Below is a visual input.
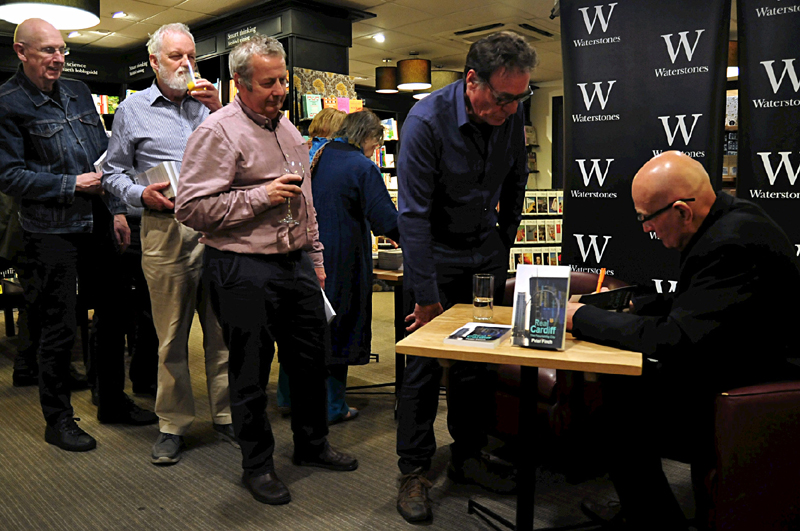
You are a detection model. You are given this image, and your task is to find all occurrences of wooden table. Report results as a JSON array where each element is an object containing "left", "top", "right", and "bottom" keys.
[{"left": 395, "top": 304, "right": 641, "bottom": 531}]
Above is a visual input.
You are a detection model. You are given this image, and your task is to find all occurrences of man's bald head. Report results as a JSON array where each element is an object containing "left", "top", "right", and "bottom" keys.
[
  {"left": 13, "top": 18, "right": 66, "bottom": 92},
  {"left": 632, "top": 151, "right": 717, "bottom": 251},
  {"left": 14, "top": 18, "right": 60, "bottom": 46}
]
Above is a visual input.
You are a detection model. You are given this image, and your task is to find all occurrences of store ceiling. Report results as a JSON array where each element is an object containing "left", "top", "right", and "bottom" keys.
[{"left": 0, "top": 0, "right": 738, "bottom": 86}]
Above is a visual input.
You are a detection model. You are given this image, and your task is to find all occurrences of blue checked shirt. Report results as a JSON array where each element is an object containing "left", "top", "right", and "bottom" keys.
[{"left": 102, "top": 83, "right": 209, "bottom": 208}]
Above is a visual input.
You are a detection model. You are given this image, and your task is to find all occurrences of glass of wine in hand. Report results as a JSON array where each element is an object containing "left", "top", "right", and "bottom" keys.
[{"left": 279, "top": 160, "right": 304, "bottom": 225}]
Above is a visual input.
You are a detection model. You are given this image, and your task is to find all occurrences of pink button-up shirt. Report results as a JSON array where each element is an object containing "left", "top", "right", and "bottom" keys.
[{"left": 176, "top": 96, "right": 323, "bottom": 267}]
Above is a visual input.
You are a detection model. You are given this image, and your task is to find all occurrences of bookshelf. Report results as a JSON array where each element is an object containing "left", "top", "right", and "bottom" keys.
[{"left": 510, "top": 190, "right": 563, "bottom": 272}]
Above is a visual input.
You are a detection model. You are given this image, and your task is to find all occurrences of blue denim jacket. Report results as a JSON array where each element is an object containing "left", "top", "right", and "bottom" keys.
[{"left": 0, "top": 67, "right": 123, "bottom": 234}]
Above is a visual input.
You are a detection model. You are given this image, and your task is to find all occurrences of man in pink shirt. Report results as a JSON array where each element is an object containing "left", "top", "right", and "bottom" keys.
[{"left": 175, "top": 35, "right": 357, "bottom": 506}]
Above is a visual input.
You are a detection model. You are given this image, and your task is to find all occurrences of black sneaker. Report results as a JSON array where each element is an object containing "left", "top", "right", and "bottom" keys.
[
  {"left": 97, "top": 393, "right": 158, "bottom": 425},
  {"left": 397, "top": 468, "right": 433, "bottom": 523},
  {"left": 12, "top": 368, "right": 38, "bottom": 387},
  {"left": 44, "top": 417, "right": 97, "bottom": 452},
  {"left": 448, "top": 453, "right": 517, "bottom": 494}
]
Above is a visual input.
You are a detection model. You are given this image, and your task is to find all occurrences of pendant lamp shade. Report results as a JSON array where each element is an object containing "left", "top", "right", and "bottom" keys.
[
  {"left": 397, "top": 58, "right": 431, "bottom": 91},
  {"left": 413, "top": 70, "right": 462, "bottom": 100},
  {"left": 0, "top": 0, "right": 100, "bottom": 29},
  {"left": 375, "top": 66, "right": 398, "bottom": 94}
]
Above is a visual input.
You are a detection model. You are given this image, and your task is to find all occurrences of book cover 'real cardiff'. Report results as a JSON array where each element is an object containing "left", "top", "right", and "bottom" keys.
[{"left": 511, "top": 265, "right": 570, "bottom": 351}]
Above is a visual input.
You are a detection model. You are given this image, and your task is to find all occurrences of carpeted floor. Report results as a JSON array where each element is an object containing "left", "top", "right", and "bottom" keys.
[{"left": 0, "top": 292, "right": 696, "bottom": 530}]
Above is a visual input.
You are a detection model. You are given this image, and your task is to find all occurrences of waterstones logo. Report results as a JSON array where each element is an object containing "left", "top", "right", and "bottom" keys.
[
  {"left": 753, "top": 59, "right": 800, "bottom": 108},
  {"left": 655, "top": 30, "right": 709, "bottom": 78},
  {"left": 653, "top": 279, "right": 678, "bottom": 294},
  {"left": 796, "top": 244, "right": 800, "bottom": 257},
  {"left": 573, "top": 234, "right": 612, "bottom": 263},
  {"left": 756, "top": 152, "right": 800, "bottom": 185},
  {"left": 574, "top": 3, "right": 620, "bottom": 47},
  {"left": 654, "top": 115, "right": 705, "bottom": 159},
  {"left": 756, "top": 4, "right": 800, "bottom": 17},
  {"left": 571, "top": 159, "right": 618, "bottom": 198},
  {"left": 573, "top": 81, "right": 619, "bottom": 122},
  {"left": 649, "top": 231, "right": 660, "bottom": 239}
]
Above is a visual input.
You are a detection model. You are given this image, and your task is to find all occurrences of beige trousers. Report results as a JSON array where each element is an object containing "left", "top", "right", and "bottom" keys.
[{"left": 141, "top": 210, "right": 231, "bottom": 435}]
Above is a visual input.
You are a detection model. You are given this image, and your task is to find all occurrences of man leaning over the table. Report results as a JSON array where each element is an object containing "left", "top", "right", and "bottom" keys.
[
  {"left": 175, "top": 34, "right": 357, "bottom": 506},
  {"left": 395, "top": 31, "right": 537, "bottom": 524},
  {"left": 566, "top": 151, "right": 800, "bottom": 530}
]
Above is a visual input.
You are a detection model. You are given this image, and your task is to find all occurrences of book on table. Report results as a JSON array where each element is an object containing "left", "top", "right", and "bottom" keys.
[
  {"left": 135, "top": 161, "right": 181, "bottom": 199},
  {"left": 511, "top": 265, "right": 570, "bottom": 351},
  {"left": 443, "top": 322, "right": 513, "bottom": 349}
]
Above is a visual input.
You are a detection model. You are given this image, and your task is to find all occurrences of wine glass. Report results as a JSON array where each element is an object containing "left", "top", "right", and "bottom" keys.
[{"left": 279, "top": 160, "right": 304, "bottom": 225}]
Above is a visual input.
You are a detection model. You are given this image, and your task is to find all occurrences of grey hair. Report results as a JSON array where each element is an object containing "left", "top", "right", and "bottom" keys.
[
  {"left": 228, "top": 35, "right": 286, "bottom": 91},
  {"left": 147, "top": 23, "right": 194, "bottom": 57},
  {"left": 463, "top": 31, "right": 538, "bottom": 81},
  {"left": 332, "top": 109, "right": 384, "bottom": 150}
]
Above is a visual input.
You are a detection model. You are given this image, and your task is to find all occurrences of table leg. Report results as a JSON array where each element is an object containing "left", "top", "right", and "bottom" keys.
[{"left": 516, "top": 365, "right": 538, "bottom": 530}]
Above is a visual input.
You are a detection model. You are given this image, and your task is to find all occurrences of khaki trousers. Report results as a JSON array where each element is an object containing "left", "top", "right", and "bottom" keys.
[{"left": 141, "top": 210, "right": 231, "bottom": 434}]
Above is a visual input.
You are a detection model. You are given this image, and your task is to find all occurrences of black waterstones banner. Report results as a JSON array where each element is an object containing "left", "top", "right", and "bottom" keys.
[
  {"left": 560, "top": 0, "right": 731, "bottom": 288},
  {"left": 737, "top": 0, "right": 800, "bottom": 257}
]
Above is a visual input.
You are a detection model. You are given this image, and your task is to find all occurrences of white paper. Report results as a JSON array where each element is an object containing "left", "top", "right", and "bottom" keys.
[
  {"left": 93, "top": 150, "right": 107, "bottom": 174},
  {"left": 321, "top": 289, "right": 336, "bottom": 323}
]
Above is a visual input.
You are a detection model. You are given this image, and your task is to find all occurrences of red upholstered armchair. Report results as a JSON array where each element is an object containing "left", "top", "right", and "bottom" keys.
[
  {"left": 702, "top": 381, "right": 800, "bottom": 531},
  {"left": 492, "top": 272, "right": 629, "bottom": 451}
]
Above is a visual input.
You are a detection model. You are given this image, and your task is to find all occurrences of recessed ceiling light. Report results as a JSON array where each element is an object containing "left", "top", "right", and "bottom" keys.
[
  {"left": 112, "top": 11, "right": 126, "bottom": 18},
  {"left": 373, "top": 33, "right": 385, "bottom": 43},
  {"left": 68, "top": 31, "right": 81, "bottom": 38}
]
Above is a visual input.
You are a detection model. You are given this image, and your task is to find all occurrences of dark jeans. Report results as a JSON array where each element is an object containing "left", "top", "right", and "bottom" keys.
[
  {"left": 204, "top": 247, "right": 329, "bottom": 474},
  {"left": 397, "top": 232, "right": 508, "bottom": 474},
  {"left": 122, "top": 216, "right": 158, "bottom": 389},
  {"left": 21, "top": 209, "right": 126, "bottom": 425}
]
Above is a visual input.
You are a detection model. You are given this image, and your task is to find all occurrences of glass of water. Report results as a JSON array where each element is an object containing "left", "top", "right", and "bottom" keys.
[{"left": 473, "top": 273, "right": 494, "bottom": 321}]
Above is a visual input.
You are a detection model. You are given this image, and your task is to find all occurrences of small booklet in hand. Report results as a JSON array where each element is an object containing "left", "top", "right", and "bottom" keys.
[
  {"left": 135, "top": 161, "right": 181, "bottom": 199},
  {"left": 444, "top": 323, "right": 513, "bottom": 349}
]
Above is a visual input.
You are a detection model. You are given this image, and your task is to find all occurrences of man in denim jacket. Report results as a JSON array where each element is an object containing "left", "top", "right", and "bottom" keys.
[{"left": 0, "top": 18, "right": 156, "bottom": 452}]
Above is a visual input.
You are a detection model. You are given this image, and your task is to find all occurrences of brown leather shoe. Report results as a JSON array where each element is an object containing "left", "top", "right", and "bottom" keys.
[
  {"left": 292, "top": 444, "right": 358, "bottom": 471},
  {"left": 242, "top": 470, "right": 291, "bottom": 505},
  {"left": 397, "top": 468, "right": 433, "bottom": 523}
]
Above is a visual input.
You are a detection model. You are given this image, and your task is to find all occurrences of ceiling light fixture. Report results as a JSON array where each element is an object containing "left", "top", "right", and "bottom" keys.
[
  {"left": 397, "top": 57, "right": 431, "bottom": 91},
  {"left": 373, "top": 33, "right": 385, "bottom": 43},
  {"left": 0, "top": 0, "right": 100, "bottom": 30},
  {"left": 67, "top": 30, "right": 80, "bottom": 37},
  {"left": 111, "top": 11, "right": 125, "bottom": 18},
  {"left": 375, "top": 66, "right": 398, "bottom": 94},
  {"left": 412, "top": 70, "right": 462, "bottom": 100}
]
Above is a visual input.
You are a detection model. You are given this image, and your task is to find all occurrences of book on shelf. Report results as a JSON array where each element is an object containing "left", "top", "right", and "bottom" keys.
[
  {"left": 381, "top": 118, "right": 398, "bottom": 141},
  {"left": 444, "top": 322, "right": 513, "bottom": 349},
  {"left": 511, "top": 265, "right": 570, "bottom": 350},
  {"left": 135, "top": 161, "right": 181, "bottom": 199},
  {"left": 524, "top": 125, "right": 538, "bottom": 146},
  {"left": 349, "top": 99, "right": 363, "bottom": 113},
  {"left": 323, "top": 96, "right": 338, "bottom": 109},
  {"left": 302, "top": 94, "right": 322, "bottom": 119},
  {"left": 337, "top": 97, "right": 350, "bottom": 113}
]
